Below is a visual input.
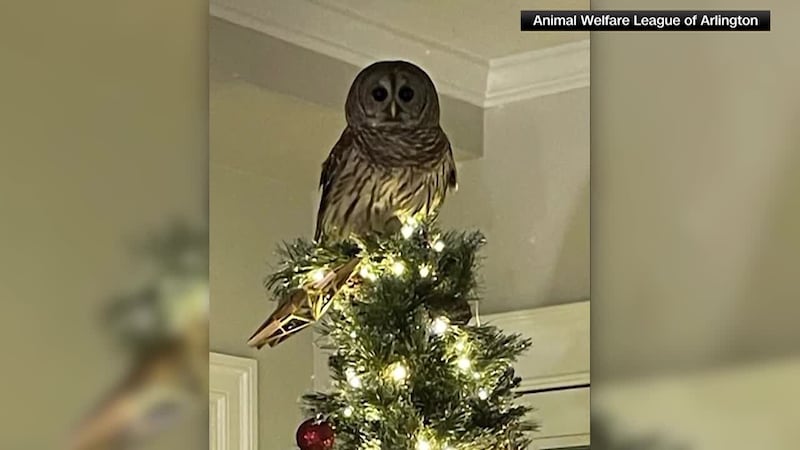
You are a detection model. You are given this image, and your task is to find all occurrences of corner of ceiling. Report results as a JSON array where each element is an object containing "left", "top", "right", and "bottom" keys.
[{"left": 210, "top": 0, "right": 589, "bottom": 161}]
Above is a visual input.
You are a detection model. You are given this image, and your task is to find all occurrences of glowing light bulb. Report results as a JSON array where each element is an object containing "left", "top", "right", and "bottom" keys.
[
  {"left": 419, "top": 264, "right": 431, "bottom": 278},
  {"left": 390, "top": 363, "right": 408, "bottom": 382},
  {"left": 391, "top": 261, "right": 406, "bottom": 276},
  {"left": 359, "top": 265, "right": 377, "bottom": 281},
  {"left": 432, "top": 240, "right": 445, "bottom": 252},
  {"left": 363, "top": 439, "right": 382, "bottom": 450},
  {"left": 472, "top": 371, "right": 481, "bottom": 380},
  {"left": 311, "top": 268, "right": 327, "bottom": 282},
  {"left": 457, "top": 356, "right": 471, "bottom": 371},
  {"left": 349, "top": 330, "right": 357, "bottom": 338},
  {"left": 454, "top": 340, "right": 466, "bottom": 352},
  {"left": 346, "top": 368, "right": 362, "bottom": 389},
  {"left": 416, "top": 438, "right": 431, "bottom": 450},
  {"left": 478, "top": 388, "right": 489, "bottom": 400},
  {"left": 431, "top": 317, "right": 449, "bottom": 335},
  {"left": 343, "top": 406, "right": 353, "bottom": 417},
  {"left": 365, "top": 408, "right": 381, "bottom": 421},
  {"left": 401, "top": 224, "right": 415, "bottom": 239}
]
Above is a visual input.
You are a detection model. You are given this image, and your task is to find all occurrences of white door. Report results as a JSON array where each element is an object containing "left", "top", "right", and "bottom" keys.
[{"left": 210, "top": 353, "right": 259, "bottom": 450}]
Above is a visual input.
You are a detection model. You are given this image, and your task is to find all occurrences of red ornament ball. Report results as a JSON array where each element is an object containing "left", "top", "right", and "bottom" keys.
[{"left": 296, "top": 418, "right": 335, "bottom": 450}]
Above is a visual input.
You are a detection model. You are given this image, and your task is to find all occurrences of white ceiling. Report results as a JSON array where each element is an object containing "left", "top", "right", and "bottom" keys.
[
  {"left": 210, "top": 0, "right": 590, "bottom": 108},
  {"left": 283, "top": 0, "right": 589, "bottom": 60}
]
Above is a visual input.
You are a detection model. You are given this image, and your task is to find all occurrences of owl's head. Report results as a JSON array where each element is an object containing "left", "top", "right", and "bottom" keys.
[{"left": 345, "top": 60, "right": 440, "bottom": 129}]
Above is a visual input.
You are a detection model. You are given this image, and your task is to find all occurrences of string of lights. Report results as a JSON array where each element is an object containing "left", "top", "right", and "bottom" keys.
[{"left": 267, "top": 217, "right": 535, "bottom": 449}]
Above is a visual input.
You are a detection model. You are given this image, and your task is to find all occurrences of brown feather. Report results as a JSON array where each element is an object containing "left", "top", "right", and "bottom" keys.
[{"left": 314, "top": 125, "right": 456, "bottom": 242}]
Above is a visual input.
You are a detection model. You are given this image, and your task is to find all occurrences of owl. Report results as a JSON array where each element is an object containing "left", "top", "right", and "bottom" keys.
[
  {"left": 248, "top": 61, "right": 458, "bottom": 349},
  {"left": 315, "top": 60, "right": 457, "bottom": 242}
]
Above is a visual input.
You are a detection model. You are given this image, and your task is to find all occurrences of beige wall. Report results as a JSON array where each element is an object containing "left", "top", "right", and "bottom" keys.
[
  {"left": 210, "top": 81, "right": 331, "bottom": 450},
  {"left": 591, "top": 0, "right": 800, "bottom": 379},
  {"left": 0, "top": 1, "right": 207, "bottom": 447},
  {"left": 590, "top": 0, "right": 800, "bottom": 447},
  {"left": 441, "top": 88, "right": 590, "bottom": 313},
  {"left": 210, "top": 164, "right": 315, "bottom": 450}
]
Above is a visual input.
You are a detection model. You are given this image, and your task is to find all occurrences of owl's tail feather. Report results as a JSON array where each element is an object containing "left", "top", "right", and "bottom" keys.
[{"left": 247, "top": 257, "right": 359, "bottom": 349}]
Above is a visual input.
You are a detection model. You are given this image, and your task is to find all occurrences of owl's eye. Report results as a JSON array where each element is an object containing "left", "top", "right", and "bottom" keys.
[
  {"left": 398, "top": 86, "right": 415, "bottom": 102},
  {"left": 371, "top": 87, "right": 388, "bottom": 102}
]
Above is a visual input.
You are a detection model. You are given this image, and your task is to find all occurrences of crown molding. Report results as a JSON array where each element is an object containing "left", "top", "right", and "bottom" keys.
[
  {"left": 485, "top": 40, "right": 590, "bottom": 108},
  {"left": 483, "top": 301, "right": 590, "bottom": 387},
  {"left": 209, "top": 0, "right": 488, "bottom": 106},
  {"left": 210, "top": 0, "right": 589, "bottom": 108}
]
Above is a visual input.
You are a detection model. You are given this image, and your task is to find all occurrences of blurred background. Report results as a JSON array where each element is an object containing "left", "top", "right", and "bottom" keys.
[
  {"left": 592, "top": 1, "right": 800, "bottom": 449},
  {"left": 0, "top": 1, "right": 208, "bottom": 448},
  {"left": 1, "top": 0, "right": 798, "bottom": 449}
]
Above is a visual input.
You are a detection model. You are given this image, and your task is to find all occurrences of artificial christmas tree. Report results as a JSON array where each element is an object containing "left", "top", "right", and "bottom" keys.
[
  {"left": 248, "top": 60, "right": 535, "bottom": 449},
  {"left": 257, "top": 217, "right": 536, "bottom": 450}
]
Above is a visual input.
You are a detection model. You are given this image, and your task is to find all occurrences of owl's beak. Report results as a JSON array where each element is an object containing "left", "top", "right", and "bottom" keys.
[{"left": 390, "top": 100, "right": 397, "bottom": 119}]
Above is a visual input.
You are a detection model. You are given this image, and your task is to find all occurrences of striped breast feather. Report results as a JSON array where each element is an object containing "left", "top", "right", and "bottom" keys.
[
  {"left": 353, "top": 126, "right": 453, "bottom": 169},
  {"left": 315, "top": 126, "right": 457, "bottom": 241}
]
